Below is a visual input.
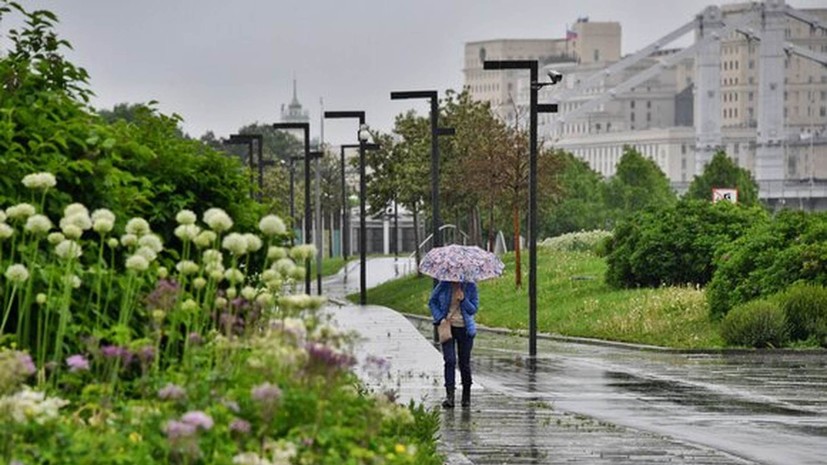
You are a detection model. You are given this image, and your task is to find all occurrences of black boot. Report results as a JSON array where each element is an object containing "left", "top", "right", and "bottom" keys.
[
  {"left": 461, "top": 385, "right": 471, "bottom": 407},
  {"left": 441, "top": 388, "right": 455, "bottom": 409}
]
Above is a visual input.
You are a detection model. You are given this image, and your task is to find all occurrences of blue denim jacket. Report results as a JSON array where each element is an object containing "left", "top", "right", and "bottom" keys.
[{"left": 428, "top": 281, "right": 479, "bottom": 337}]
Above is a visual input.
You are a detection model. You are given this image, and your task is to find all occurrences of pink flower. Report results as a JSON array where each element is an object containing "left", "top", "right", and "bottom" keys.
[
  {"left": 181, "top": 411, "right": 213, "bottom": 430},
  {"left": 158, "top": 383, "right": 186, "bottom": 401},
  {"left": 251, "top": 382, "right": 282, "bottom": 404},
  {"left": 164, "top": 420, "right": 197, "bottom": 439},
  {"left": 66, "top": 354, "right": 89, "bottom": 372},
  {"left": 229, "top": 418, "right": 251, "bottom": 434},
  {"left": 17, "top": 352, "right": 36, "bottom": 376}
]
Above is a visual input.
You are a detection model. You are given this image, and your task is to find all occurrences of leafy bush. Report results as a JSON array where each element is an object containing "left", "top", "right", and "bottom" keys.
[
  {"left": 779, "top": 284, "right": 827, "bottom": 346},
  {"left": 605, "top": 199, "right": 764, "bottom": 288},
  {"left": 540, "top": 230, "right": 612, "bottom": 253},
  {"left": 707, "top": 210, "right": 827, "bottom": 318},
  {"left": 720, "top": 299, "right": 789, "bottom": 348}
]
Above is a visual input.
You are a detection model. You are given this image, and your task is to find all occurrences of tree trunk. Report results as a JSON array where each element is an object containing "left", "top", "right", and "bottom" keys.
[
  {"left": 513, "top": 204, "right": 522, "bottom": 289},
  {"left": 413, "top": 203, "right": 421, "bottom": 276},
  {"left": 488, "top": 201, "right": 496, "bottom": 252}
]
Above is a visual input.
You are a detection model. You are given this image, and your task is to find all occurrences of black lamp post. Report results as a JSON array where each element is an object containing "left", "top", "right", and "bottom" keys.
[
  {"left": 390, "top": 91, "right": 455, "bottom": 252},
  {"left": 225, "top": 134, "right": 263, "bottom": 200},
  {"left": 483, "top": 60, "right": 559, "bottom": 362},
  {"left": 323, "top": 111, "right": 377, "bottom": 306},
  {"left": 307, "top": 150, "right": 324, "bottom": 295},
  {"left": 272, "top": 122, "right": 312, "bottom": 295}
]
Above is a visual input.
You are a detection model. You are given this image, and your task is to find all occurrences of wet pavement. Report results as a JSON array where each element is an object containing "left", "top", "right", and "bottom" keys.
[{"left": 322, "top": 257, "right": 827, "bottom": 465}]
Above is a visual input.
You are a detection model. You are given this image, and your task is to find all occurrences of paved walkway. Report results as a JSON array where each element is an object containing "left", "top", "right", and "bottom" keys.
[{"left": 321, "top": 257, "right": 827, "bottom": 465}]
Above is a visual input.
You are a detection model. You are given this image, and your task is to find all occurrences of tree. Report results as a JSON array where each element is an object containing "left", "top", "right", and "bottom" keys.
[
  {"left": 603, "top": 146, "right": 676, "bottom": 224},
  {"left": 685, "top": 150, "right": 759, "bottom": 206},
  {"left": 540, "top": 151, "right": 609, "bottom": 238}
]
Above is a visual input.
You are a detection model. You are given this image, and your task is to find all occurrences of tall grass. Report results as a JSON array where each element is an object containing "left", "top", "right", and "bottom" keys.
[{"left": 364, "top": 249, "right": 724, "bottom": 349}]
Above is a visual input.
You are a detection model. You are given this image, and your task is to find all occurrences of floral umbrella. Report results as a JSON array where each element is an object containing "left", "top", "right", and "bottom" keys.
[{"left": 418, "top": 244, "right": 505, "bottom": 283}]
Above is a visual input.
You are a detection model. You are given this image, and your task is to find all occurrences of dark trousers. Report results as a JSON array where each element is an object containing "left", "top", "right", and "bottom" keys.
[{"left": 441, "top": 325, "right": 474, "bottom": 389}]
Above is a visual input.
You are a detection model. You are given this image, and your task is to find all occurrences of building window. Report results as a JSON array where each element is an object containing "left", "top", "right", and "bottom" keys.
[
  {"left": 594, "top": 49, "right": 600, "bottom": 62},
  {"left": 630, "top": 100, "right": 635, "bottom": 109}
]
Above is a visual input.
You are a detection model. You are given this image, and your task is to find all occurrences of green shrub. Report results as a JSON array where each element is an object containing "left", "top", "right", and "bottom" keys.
[
  {"left": 708, "top": 210, "right": 827, "bottom": 318},
  {"left": 779, "top": 284, "right": 827, "bottom": 346},
  {"left": 720, "top": 299, "right": 789, "bottom": 348},
  {"left": 605, "top": 199, "right": 764, "bottom": 289}
]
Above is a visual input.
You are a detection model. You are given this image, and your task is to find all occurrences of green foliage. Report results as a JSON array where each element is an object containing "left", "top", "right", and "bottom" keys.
[
  {"left": 720, "top": 299, "right": 789, "bottom": 348},
  {"left": 603, "top": 146, "right": 676, "bottom": 224},
  {"left": 685, "top": 151, "right": 759, "bottom": 206},
  {"left": 605, "top": 199, "right": 764, "bottom": 288},
  {"left": 778, "top": 284, "right": 827, "bottom": 346},
  {"left": 541, "top": 152, "right": 610, "bottom": 237},
  {"left": 707, "top": 210, "right": 827, "bottom": 318}
]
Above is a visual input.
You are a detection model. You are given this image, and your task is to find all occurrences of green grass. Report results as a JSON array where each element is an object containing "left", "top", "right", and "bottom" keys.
[
  {"left": 362, "top": 249, "right": 725, "bottom": 349},
  {"left": 308, "top": 256, "right": 347, "bottom": 277}
]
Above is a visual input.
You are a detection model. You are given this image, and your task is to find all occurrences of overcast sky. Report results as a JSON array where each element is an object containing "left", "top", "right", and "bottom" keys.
[{"left": 17, "top": 1, "right": 826, "bottom": 143}]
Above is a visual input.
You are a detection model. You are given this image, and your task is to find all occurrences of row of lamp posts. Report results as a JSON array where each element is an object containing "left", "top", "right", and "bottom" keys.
[{"left": 224, "top": 61, "right": 559, "bottom": 362}]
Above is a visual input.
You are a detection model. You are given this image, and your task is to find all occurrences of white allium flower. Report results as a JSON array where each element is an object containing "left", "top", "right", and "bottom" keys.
[
  {"left": 24, "top": 214, "right": 52, "bottom": 235},
  {"left": 135, "top": 246, "right": 158, "bottom": 262},
  {"left": 289, "top": 266, "right": 306, "bottom": 281},
  {"left": 92, "top": 218, "right": 114, "bottom": 234},
  {"left": 241, "top": 286, "right": 256, "bottom": 300},
  {"left": 0, "top": 386, "right": 68, "bottom": 424},
  {"left": 0, "top": 211, "right": 6, "bottom": 222},
  {"left": 261, "top": 269, "right": 278, "bottom": 282},
  {"left": 157, "top": 267, "right": 169, "bottom": 279},
  {"left": 60, "top": 212, "right": 91, "bottom": 232},
  {"left": 231, "top": 452, "right": 268, "bottom": 465},
  {"left": 138, "top": 234, "right": 164, "bottom": 253},
  {"left": 176, "top": 209, "right": 197, "bottom": 225},
  {"left": 181, "top": 299, "right": 198, "bottom": 312},
  {"left": 222, "top": 233, "right": 248, "bottom": 256},
  {"left": 209, "top": 269, "right": 225, "bottom": 281},
  {"left": 120, "top": 233, "right": 138, "bottom": 248},
  {"left": 61, "top": 224, "right": 83, "bottom": 240},
  {"left": 174, "top": 224, "right": 200, "bottom": 242},
  {"left": 290, "top": 244, "right": 317, "bottom": 261},
  {"left": 244, "top": 233, "right": 263, "bottom": 253},
  {"left": 204, "top": 208, "right": 233, "bottom": 232},
  {"left": 176, "top": 260, "right": 199, "bottom": 275},
  {"left": 91, "top": 208, "right": 115, "bottom": 223},
  {"left": 125, "top": 254, "right": 150, "bottom": 272},
  {"left": 36, "top": 293, "right": 47, "bottom": 305},
  {"left": 55, "top": 240, "right": 82, "bottom": 260},
  {"left": 267, "top": 246, "right": 287, "bottom": 260},
  {"left": 125, "top": 217, "right": 150, "bottom": 236},
  {"left": 63, "top": 203, "right": 89, "bottom": 219},
  {"left": 215, "top": 297, "right": 228, "bottom": 308},
  {"left": 107, "top": 237, "right": 119, "bottom": 248},
  {"left": 255, "top": 292, "right": 274, "bottom": 307},
  {"left": 273, "top": 258, "right": 296, "bottom": 277},
  {"left": 258, "top": 215, "right": 286, "bottom": 236},
  {"left": 193, "top": 277, "right": 207, "bottom": 290},
  {"left": 202, "top": 249, "right": 223, "bottom": 264},
  {"left": 226, "top": 287, "right": 238, "bottom": 299},
  {"left": 194, "top": 230, "right": 217, "bottom": 248},
  {"left": 224, "top": 268, "right": 244, "bottom": 284},
  {"left": 65, "top": 274, "right": 82, "bottom": 289},
  {"left": 6, "top": 203, "right": 36, "bottom": 220},
  {"left": 0, "top": 223, "right": 15, "bottom": 240},
  {"left": 22, "top": 172, "right": 57, "bottom": 190},
  {"left": 47, "top": 232, "right": 64, "bottom": 245},
  {"left": 4, "top": 263, "right": 30, "bottom": 283}
]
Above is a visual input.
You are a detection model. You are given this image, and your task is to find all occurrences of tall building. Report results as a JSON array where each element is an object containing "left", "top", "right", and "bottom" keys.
[
  {"left": 466, "top": 3, "right": 827, "bottom": 208},
  {"left": 280, "top": 79, "right": 309, "bottom": 123}
]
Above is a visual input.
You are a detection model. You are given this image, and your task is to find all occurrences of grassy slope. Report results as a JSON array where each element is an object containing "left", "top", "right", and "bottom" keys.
[{"left": 363, "top": 249, "right": 725, "bottom": 349}]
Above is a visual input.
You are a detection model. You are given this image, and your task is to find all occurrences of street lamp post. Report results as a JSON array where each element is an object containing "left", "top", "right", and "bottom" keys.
[
  {"left": 308, "top": 150, "right": 324, "bottom": 295},
  {"left": 324, "top": 111, "right": 377, "bottom": 305},
  {"left": 272, "top": 122, "right": 312, "bottom": 295},
  {"left": 225, "top": 134, "right": 264, "bottom": 200},
  {"left": 339, "top": 144, "right": 361, "bottom": 271},
  {"left": 483, "top": 60, "right": 559, "bottom": 362},
  {"left": 390, "top": 91, "right": 455, "bottom": 252}
]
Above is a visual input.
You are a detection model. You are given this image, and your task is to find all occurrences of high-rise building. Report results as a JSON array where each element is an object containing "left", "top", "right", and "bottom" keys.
[{"left": 280, "top": 78, "right": 309, "bottom": 123}]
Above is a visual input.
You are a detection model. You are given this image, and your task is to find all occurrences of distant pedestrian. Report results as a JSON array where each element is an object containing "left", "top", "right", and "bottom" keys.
[{"left": 428, "top": 280, "right": 479, "bottom": 408}]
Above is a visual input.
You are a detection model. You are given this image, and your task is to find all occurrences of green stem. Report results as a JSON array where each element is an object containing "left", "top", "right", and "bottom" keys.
[{"left": 0, "top": 285, "right": 18, "bottom": 335}]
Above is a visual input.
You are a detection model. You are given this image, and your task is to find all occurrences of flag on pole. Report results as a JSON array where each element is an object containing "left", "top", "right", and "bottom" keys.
[{"left": 566, "top": 28, "right": 578, "bottom": 41}]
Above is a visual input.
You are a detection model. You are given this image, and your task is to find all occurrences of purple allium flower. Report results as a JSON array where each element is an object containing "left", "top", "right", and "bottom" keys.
[
  {"left": 229, "top": 418, "right": 251, "bottom": 434},
  {"left": 17, "top": 352, "right": 36, "bottom": 376},
  {"left": 164, "top": 420, "right": 197, "bottom": 440},
  {"left": 158, "top": 383, "right": 187, "bottom": 401},
  {"left": 66, "top": 354, "right": 89, "bottom": 372},
  {"left": 181, "top": 411, "right": 213, "bottom": 430},
  {"left": 251, "top": 382, "right": 282, "bottom": 404},
  {"left": 221, "top": 399, "right": 240, "bottom": 413},
  {"left": 145, "top": 279, "right": 181, "bottom": 311},
  {"left": 305, "top": 342, "right": 356, "bottom": 370},
  {"left": 101, "top": 345, "right": 125, "bottom": 359},
  {"left": 137, "top": 346, "right": 155, "bottom": 363},
  {"left": 187, "top": 332, "right": 203, "bottom": 346}
]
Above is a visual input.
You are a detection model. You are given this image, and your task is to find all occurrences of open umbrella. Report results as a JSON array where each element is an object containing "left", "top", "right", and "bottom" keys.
[{"left": 418, "top": 244, "right": 505, "bottom": 283}]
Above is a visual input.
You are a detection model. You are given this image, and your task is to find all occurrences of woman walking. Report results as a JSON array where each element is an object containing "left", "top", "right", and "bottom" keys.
[{"left": 428, "top": 280, "right": 479, "bottom": 409}]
